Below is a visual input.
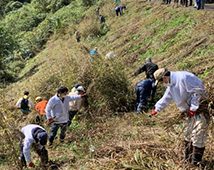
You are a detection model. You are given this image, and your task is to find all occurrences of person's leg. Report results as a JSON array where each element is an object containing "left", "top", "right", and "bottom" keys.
[
  {"left": 201, "top": 0, "right": 205, "bottom": 8},
  {"left": 182, "top": 116, "right": 194, "bottom": 162},
  {"left": 135, "top": 86, "right": 140, "bottom": 114},
  {"left": 67, "top": 111, "right": 78, "bottom": 126},
  {"left": 59, "top": 123, "right": 67, "bottom": 141},
  {"left": 49, "top": 123, "right": 59, "bottom": 144},
  {"left": 137, "top": 87, "right": 147, "bottom": 114},
  {"left": 191, "top": 114, "right": 208, "bottom": 165}
]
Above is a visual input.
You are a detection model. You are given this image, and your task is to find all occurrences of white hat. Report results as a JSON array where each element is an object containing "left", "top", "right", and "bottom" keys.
[{"left": 76, "top": 86, "right": 85, "bottom": 92}]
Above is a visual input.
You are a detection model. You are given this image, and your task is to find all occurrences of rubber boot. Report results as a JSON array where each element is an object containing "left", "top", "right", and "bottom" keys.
[
  {"left": 191, "top": 146, "right": 205, "bottom": 165},
  {"left": 180, "top": 140, "right": 193, "bottom": 163}
]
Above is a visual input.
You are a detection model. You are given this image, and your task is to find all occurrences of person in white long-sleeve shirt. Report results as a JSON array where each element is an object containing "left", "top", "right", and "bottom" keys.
[
  {"left": 45, "top": 86, "right": 86, "bottom": 145},
  {"left": 19, "top": 124, "right": 48, "bottom": 168},
  {"left": 149, "top": 68, "right": 208, "bottom": 166}
]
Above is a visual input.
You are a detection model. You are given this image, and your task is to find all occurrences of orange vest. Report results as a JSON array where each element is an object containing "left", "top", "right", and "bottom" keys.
[{"left": 35, "top": 100, "right": 48, "bottom": 115}]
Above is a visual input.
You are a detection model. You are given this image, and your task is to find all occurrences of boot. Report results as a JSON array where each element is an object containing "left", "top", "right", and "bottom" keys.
[
  {"left": 180, "top": 140, "right": 193, "bottom": 163},
  {"left": 197, "top": 2, "right": 201, "bottom": 10},
  {"left": 191, "top": 146, "right": 205, "bottom": 165}
]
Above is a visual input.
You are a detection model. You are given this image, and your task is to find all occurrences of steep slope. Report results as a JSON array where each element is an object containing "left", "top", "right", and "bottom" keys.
[{"left": 1, "top": 0, "right": 214, "bottom": 169}]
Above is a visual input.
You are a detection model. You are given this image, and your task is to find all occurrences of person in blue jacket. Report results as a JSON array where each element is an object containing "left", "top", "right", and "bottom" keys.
[
  {"left": 90, "top": 47, "right": 99, "bottom": 60},
  {"left": 115, "top": 5, "right": 126, "bottom": 17},
  {"left": 135, "top": 79, "right": 156, "bottom": 114}
]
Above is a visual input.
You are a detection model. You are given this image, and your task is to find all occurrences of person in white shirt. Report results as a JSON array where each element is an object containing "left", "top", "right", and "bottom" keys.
[
  {"left": 16, "top": 91, "right": 33, "bottom": 115},
  {"left": 45, "top": 86, "right": 86, "bottom": 145},
  {"left": 19, "top": 124, "right": 48, "bottom": 168},
  {"left": 149, "top": 68, "right": 208, "bottom": 166},
  {"left": 67, "top": 86, "right": 85, "bottom": 126}
]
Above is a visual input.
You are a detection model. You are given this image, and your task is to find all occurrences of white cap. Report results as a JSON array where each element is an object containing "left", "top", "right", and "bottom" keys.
[{"left": 76, "top": 86, "right": 85, "bottom": 92}]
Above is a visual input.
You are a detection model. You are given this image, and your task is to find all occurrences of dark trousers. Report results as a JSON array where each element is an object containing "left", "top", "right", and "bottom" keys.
[
  {"left": 135, "top": 86, "right": 148, "bottom": 114},
  {"left": 115, "top": 9, "right": 122, "bottom": 16},
  {"left": 49, "top": 123, "right": 67, "bottom": 143},
  {"left": 67, "top": 110, "right": 78, "bottom": 126}
]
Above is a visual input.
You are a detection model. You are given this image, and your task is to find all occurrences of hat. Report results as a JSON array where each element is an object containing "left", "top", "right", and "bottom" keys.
[
  {"left": 38, "top": 132, "right": 48, "bottom": 145},
  {"left": 146, "top": 57, "right": 151, "bottom": 62},
  {"left": 35, "top": 96, "right": 42, "bottom": 101},
  {"left": 76, "top": 86, "right": 85, "bottom": 93},
  {"left": 74, "top": 83, "right": 80, "bottom": 89},
  {"left": 154, "top": 68, "right": 168, "bottom": 86},
  {"left": 23, "top": 91, "right": 29, "bottom": 95}
]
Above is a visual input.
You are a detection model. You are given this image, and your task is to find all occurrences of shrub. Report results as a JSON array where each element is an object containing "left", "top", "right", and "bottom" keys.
[
  {"left": 4, "top": 1, "right": 23, "bottom": 14},
  {"left": 77, "top": 57, "right": 135, "bottom": 118},
  {"left": 9, "top": 61, "right": 25, "bottom": 73}
]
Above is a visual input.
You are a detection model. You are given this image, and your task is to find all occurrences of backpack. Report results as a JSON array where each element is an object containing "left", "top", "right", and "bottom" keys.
[{"left": 21, "top": 97, "right": 29, "bottom": 110}]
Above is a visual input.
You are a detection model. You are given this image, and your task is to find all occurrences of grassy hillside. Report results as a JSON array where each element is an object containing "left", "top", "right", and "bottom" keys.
[{"left": 1, "top": 0, "right": 214, "bottom": 169}]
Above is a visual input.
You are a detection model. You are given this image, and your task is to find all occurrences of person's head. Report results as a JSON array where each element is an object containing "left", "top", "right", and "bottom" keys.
[
  {"left": 154, "top": 68, "right": 170, "bottom": 86},
  {"left": 76, "top": 86, "right": 85, "bottom": 95},
  {"left": 57, "top": 86, "right": 68, "bottom": 98},
  {"left": 123, "top": 6, "right": 126, "bottom": 9},
  {"left": 35, "top": 96, "right": 42, "bottom": 103},
  {"left": 94, "top": 47, "right": 98, "bottom": 51},
  {"left": 37, "top": 132, "right": 47, "bottom": 146},
  {"left": 145, "top": 57, "right": 151, "bottom": 63},
  {"left": 74, "top": 83, "right": 80, "bottom": 89},
  {"left": 23, "top": 91, "right": 29, "bottom": 96},
  {"left": 97, "top": 7, "right": 100, "bottom": 9}
]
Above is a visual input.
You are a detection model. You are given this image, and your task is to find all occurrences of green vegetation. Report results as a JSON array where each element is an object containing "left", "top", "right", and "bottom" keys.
[{"left": 1, "top": 0, "right": 214, "bottom": 169}]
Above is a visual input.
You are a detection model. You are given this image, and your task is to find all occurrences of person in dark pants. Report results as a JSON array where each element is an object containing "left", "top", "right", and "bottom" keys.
[
  {"left": 100, "top": 15, "right": 105, "bottom": 23},
  {"left": 133, "top": 57, "right": 158, "bottom": 80},
  {"left": 45, "top": 86, "right": 86, "bottom": 146},
  {"left": 67, "top": 86, "right": 85, "bottom": 126},
  {"left": 115, "top": 5, "right": 126, "bottom": 17},
  {"left": 135, "top": 79, "right": 156, "bottom": 114}
]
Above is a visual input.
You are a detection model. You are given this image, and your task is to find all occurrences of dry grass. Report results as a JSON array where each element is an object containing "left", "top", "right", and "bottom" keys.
[{"left": 2, "top": 0, "right": 214, "bottom": 169}]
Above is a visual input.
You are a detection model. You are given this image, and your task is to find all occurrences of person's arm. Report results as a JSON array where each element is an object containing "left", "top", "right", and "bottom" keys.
[
  {"left": 154, "top": 87, "right": 173, "bottom": 112},
  {"left": 45, "top": 99, "right": 54, "bottom": 120},
  {"left": 68, "top": 95, "right": 82, "bottom": 102},
  {"left": 151, "top": 83, "right": 156, "bottom": 99},
  {"left": 16, "top": 98, "right": 22, "bottom": 108},
  {"left": 23, "top": 138, "right": 33, "bottom": 164},
  {"left": 134, "top": 64, "right": 146, "bottom": 76}
]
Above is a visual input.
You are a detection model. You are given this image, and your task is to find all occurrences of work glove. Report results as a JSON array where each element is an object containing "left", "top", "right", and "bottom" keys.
[
  {"left": 149, "top": 110, "right": 157, "bottom": 117},
  {"left": 29, "top": 162, "right": 35, "bottom": 167},
  {"left": 48, "top": 118, "right": 53, "bottom": 124},
  {"left": 81, "top": 94, "right": 87, "bottom": 98},
  {"left": 188, "top": 109, "right": 196, "bottom": 116}
]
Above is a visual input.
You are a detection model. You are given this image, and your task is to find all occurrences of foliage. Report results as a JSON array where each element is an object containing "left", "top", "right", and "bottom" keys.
[{"left": 4, "top": 1, "right": 23, "bottom": 14}]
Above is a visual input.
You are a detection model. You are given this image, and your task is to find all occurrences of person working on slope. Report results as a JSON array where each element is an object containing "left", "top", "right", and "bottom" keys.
[
  {"left": 16, "top": 91, "right": 33, "bottom": 116},
  {"left": 150, "top": 68, "right": 209, "bottom": 166},
  {"left": 35, "top": 96, "right": 48, "bottom": 121},
  {"left": 67, "top": 86, "right": 85, "bottom": 126},
  {"left": 133, "top": 57, "right": 158, "bottom": 80},
  {"left": 19, "top": 124, "right": 48, "bottom": 168},
  {"left": 135, "top": 79, "right": 156, "bottom": 115},
  {"left": 45, "top": 86, "right": 87, "bottom": 146}
]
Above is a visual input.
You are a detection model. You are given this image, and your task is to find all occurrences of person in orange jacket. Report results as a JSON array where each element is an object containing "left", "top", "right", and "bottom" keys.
[{"left": 35, "top": 97, "right": 48, "bottom": 120}]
